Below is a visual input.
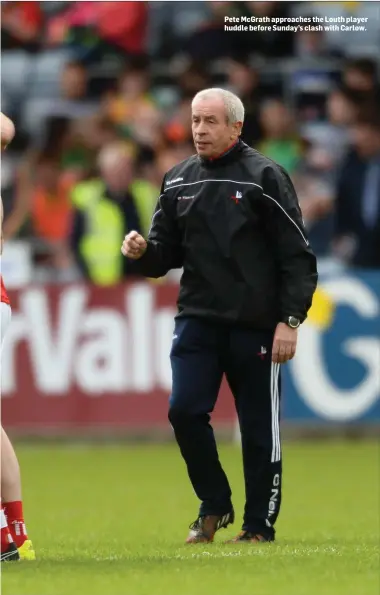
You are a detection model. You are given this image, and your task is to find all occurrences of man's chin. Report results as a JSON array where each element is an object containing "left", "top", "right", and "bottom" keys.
[{"left": 195, "top": 143, "right": 213, "bottom": 157}]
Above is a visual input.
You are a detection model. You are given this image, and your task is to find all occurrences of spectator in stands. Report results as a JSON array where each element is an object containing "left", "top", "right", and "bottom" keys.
[
  {"left": 3, "top": 0, "right": 379, "bottom": 280},
  {"left": 95, "top": 1, "right": 147, "bottom": 57},
  {"left": 2, "top": 114, "right": 118, "bottom": 248},
  {"left": 177, "top": 62, "right": 211, "bottom": 98},
  {"left": 294, "top": 27, "right": 343, "bottom": 59},
  {"left": 328, "top": 86, "right": 361, "bottom": 127},
  {"left": 297, "top": 86, "right": 379, "bottom": 256},
  {"left": 237, "top": 1, "right": 294, "bottom": 57},
  {"left": 22, "top": 61, "right": 98, "bottom": 141},
  {"left": 258, "top": 99, "right": 303, "bottom": 175},
  {"left": 162, "top": 63, "right": 211, "bottom": 145},
  {"left": 31, "top": 155, "right": 72, "bottom": 241},
  {"left": 128, "top": 102, "right": 163, "bottom": 152},
  {"left": 317, "top": 85, "right": 363, "bottom": 169},
  {"left": 71, "top": 114, "right": 118, "bottom": 153},
  {"left": 46, "top": 1, "right": 147, "bottom": 61},
  {"left": 2, "top": 115, "right": 70, "bottom": 243},
  {"left": 226, "top": 56, "right": 262, "bottom": 146},
  {"left": 300, "top": 85, "right": 371, "bottom": 180},
  {"left": 103, "top": 57, "right": 158, "bottom": 136},
  {"left": 30, "top": 153, "right": 75, "bottom": 281},
  {"left": 70, "top": 141, "right": 157, "bottom": 285},
  {"left": 147, "top": 1, "right": 211, "bottom": 59},
  {"left": 1, "top": 1, "right": 43, "bottom": 51},
  {"left": 185, "top": 1, "right": 240, "bottom": 60},
  {"left": 60, "top": 60, "right": 88, "bottom": 101},
  {"left": 164, "top": 96, "right": 193, "bottom": 146},
  {"left": 292, "top": 158, "right": 335, "bottom": 257},
  {"left": 293, "top": 2, "right": 380, "bottom": 56},
  {"left": 343, "top": 58, "right": 378, "bottom": 94},
  {"left": 333, "top": 111, "right": 380, "bottom": 269},
  {"left": 290, "top": 86, "right": 366, "bottom": 257}
]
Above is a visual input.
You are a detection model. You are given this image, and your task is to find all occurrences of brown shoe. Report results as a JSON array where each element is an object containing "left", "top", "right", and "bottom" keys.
[
  {"left": 225, "top": 530, "right": 274, "bottom": 544},
  {"left": 186, "top": 510, "right": 235, "bottom": 544}
]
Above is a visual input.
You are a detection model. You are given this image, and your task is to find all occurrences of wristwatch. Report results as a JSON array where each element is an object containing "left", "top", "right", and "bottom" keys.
[{"left": 285, "top": 316, "right": 301, "bottom": 329}]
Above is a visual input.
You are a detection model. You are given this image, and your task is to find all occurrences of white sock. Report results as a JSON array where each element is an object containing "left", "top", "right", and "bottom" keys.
[
  {"left": 1, "top": 506, "right": 14, "bottom": 546},
  {"left": 1, "top": 508, "right": 8, "bottom": 530}
]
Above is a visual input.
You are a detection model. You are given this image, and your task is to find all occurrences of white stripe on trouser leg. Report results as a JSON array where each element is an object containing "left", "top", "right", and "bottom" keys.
[
  {"left": 274, "top": 364, "right": 281, "bottom": 461},
  {"left": 271, "top": 363, "right": 281, "bottom": 463},
  {"left": 270, "top": 363, "right": 276, "bottom": 462},
  {"left": 273, "top": 363, "right": 280, "bottom": 462}
]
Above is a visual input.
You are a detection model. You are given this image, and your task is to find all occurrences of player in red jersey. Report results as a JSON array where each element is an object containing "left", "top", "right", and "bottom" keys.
[{"left": 1, "top": 112, "right": 35, "bottom": 561}]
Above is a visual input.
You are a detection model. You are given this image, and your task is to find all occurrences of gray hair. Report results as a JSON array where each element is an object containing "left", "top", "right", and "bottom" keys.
[{"left": 192, "top": 88, "right": 245, "bottom": 124}]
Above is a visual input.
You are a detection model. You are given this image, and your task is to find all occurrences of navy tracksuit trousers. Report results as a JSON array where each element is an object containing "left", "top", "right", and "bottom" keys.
[{"left": 168, "top": 317, "right": 282, "bottom": 540}]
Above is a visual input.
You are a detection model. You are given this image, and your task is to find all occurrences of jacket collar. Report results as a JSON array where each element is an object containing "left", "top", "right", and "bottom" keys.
[{"left": 199, "top": 138, "right": 244, "bottom": 168}]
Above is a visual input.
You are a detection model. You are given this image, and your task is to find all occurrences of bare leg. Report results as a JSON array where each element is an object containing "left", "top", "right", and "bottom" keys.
[
  {"left": 0, "top": 426, "right": 35, "bottom": 559},
  {"left": 1, "top": 427, "right": 22, "bottom": 503}
]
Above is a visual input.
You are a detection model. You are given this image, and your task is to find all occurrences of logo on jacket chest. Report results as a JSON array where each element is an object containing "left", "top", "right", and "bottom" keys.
[{"left": 231, "top": 190, "right": 243, "bottom": 204}]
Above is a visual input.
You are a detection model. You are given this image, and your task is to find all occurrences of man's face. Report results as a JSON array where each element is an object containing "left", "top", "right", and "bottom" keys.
[
  {"left": 351, "top": 124, "right": 380, "bottom": 158},
  {"left": 37, "top": 162, "right": 59, "bottom": 193},
  {"left": 327, "top": 91, "right": 355, "bottom": 126},
  {"left": 191, "top": 97, "right": 242, "bottom": 158},
  {"left": 61, "top": 65, "right": 86, "bottom": 100},
  {"left": 344, "top": 68, "right": 374, "bottom": 92},
  {"left": 120, "top": 72, "right": 147, "bottom": 99},
  {"left": 260, "top": 101, "right": 289, "bottom": 139},
  {"left": 100, "top": 153, "right": 134, "bottom": 194},
  {"left": 228, "top": 61, "right": 257, "bottom": 97}
]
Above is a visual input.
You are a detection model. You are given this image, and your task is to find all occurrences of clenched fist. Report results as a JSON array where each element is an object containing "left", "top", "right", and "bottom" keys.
[{"left": 121, "top": 231, "right": 147, "bottom": 259}]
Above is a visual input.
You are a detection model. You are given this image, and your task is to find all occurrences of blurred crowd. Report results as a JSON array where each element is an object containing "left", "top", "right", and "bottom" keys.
[{"left": 1, "top": 0, "right": 380, "bottom": 285}]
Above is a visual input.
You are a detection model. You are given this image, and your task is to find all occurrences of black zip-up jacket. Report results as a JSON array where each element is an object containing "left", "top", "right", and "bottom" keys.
[{"left": 131, "top": 139, "right": 318, "bottom": 330}]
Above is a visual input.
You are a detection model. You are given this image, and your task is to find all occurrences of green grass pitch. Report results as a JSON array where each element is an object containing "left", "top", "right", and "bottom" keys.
[{"left": 2, "top": 440, "right": 379, "bottom": 595}]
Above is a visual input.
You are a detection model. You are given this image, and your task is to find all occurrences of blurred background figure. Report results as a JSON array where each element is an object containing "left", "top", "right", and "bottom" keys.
[
  {"left": 226, "top": 56, "right": 262, "bottom": 146},
  {"left": 1, "top": 1, "right": 43, "bottom": 52},
  {"left": 29, "top": 152, "right": 74, "bottom": 282},
  {"left": 343, "top": 58, "right": 378, "bottom": 94},
  {"left": 70, "top": 141, "right": 157, "bottom": 286},
  {"left": 333, "top": 110, "right": 380, "bottom": 268},
  {"left": 103, "top": 56, "right": 156, "bottom": 134},
  {"left": 258, "top": 99, "right": 303, "bottom": 175}
]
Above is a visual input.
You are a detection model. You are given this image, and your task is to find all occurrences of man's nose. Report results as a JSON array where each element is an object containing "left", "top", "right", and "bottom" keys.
[{"left": 196, "top": 127, "right": 207, "bottom": 137}]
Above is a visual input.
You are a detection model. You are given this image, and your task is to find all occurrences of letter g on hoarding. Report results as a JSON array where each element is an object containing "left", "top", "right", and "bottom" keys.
[{"left": 290, "top": 278, "right": 380, "bottom": 421}]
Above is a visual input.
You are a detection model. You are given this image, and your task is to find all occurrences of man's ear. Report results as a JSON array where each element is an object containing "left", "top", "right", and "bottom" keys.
[{"left": 233, "top": 121, "right": 243, "bottom": 139}]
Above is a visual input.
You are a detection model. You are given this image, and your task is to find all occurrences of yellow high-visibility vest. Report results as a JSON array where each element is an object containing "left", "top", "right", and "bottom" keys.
[{"left": 71, "top": 178, "right": 157, "bottom": 286}]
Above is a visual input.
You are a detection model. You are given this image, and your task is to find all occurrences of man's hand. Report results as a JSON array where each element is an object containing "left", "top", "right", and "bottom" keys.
[
  {"left": 121, "top": 231, "right": 147, "bottom": 259},
  {"left": 272, "top": 322, "right": 298, "bottom": 364},
  {"left": 1, "top": 112, "right": 15, "bottom": 151}
]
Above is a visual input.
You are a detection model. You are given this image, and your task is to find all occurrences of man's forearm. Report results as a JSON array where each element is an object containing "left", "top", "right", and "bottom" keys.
[
  {"left": 280, "top": 270, "right": 318, "bottom": 323},
  {"left": 279, "top": 248, "right": 318, "bottom": 323},
  {"left": 130, "top": 241, "right": 172, "bottom": 279}
]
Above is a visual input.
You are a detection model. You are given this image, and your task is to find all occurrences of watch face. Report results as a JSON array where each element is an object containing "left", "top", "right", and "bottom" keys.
[{"left": 288, "top": 316, "right": 300, "bottom": 328}]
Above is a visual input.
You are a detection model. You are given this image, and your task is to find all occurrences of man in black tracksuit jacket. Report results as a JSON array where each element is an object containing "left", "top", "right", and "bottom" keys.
[{"left": 122, "top": 88, "right": 318, "bottom": 544}]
